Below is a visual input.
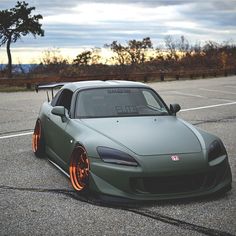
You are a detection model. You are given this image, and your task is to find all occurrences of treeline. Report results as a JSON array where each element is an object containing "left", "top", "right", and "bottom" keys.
[
  {"left": 1, "top": 2, "right": 235, "bottom": 79},
  {"left": 3, "top": 35, "right": 236, "bottom": 78},
  {"left": 32, "top": 36, "right": 236, "bottom": 78}
]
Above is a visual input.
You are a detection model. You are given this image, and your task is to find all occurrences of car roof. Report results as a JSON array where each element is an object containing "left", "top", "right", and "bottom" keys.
[{"left": 62, "top": 80, "right": 148, "bottom": 92}]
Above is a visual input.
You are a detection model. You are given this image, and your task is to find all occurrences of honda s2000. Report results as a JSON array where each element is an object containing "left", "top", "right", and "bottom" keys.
[{"left": 32, "top": 80, "right": 232, "bottom": 200}]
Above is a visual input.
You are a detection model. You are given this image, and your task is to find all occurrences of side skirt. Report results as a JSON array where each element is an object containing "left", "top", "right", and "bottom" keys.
[{"left": 48, "top": 159, "right": 70, "bottom": 178}]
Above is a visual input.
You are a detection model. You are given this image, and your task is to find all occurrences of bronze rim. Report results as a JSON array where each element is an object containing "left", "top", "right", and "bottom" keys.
[
  {"left": 70, "top": 146, "right": 90, "bottom": 191},
  {"left": 32, "top": 120, "right": 41, "bottom": 153}
]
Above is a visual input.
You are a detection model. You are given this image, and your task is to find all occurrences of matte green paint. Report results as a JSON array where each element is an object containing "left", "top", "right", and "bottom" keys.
[
  {"left": 36, "top": 80, "right": 232, "bottom": 200},
  {"left": 81, "top": 116, "right": 202, "bottom": 155}
]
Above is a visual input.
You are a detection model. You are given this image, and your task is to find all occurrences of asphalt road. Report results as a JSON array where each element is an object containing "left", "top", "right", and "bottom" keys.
[{"left": 0, "top": 76, "right": 236, "bottom": 236}]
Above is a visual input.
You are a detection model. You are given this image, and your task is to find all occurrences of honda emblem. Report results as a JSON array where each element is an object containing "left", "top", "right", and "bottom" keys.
[{"left": 171, "top": 155, "right": 180, "bottom": 161}]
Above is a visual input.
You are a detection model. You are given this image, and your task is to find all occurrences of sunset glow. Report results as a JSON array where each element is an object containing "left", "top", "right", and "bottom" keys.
[{"left": 0, "top": 0, "right": 235, "bottom": 64}]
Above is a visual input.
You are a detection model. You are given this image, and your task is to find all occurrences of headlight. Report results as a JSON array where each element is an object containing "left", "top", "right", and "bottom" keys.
[
  {"left": 208, "top": 140, "right": 226, "bottom": 162},
  {"left": 97, "top": 147, "right": 139, "bottom": 166}
]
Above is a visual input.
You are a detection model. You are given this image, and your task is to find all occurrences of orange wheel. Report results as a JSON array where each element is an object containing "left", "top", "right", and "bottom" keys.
[
  {"left": 32, "top": 119, "right": 45, "bottom": 157},
  {"left": 70, "top": 146, "right": 90, "bottom": 191}
]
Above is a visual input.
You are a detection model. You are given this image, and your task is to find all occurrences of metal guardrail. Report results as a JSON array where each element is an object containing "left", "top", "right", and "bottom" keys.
[{"left": 0, "top": 68, "right": 235, "bottom": 89}]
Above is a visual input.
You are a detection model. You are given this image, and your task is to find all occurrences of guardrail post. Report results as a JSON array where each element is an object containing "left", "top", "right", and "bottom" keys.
[
  {"left": 160, "top": 72, "right": 164, "bottom": 81},
  {"left": 144, "top": 74, "right": 148, "bottom": 83},
  {"left": 26, "top": 82, "right": 31, "bottom": 89},
  {"left": 224, "top": 70, "right": 228, "bottom": 77}
]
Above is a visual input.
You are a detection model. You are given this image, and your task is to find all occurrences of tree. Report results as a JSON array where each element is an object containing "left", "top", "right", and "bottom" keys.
[
  {"left": 164, "top": 35, "right": 178, "bottom": 61},
  {"left": 202, "top": 41, "right": 220, "bottom": 69},
  {"left": 73, "top": 50, "right": 93, "bottom": 66},
  {"left": 106, "top": 37, "right": 153, "bottom": 65},
  {"left": 105, "top": 41, "right": 128, "bottom": 65},
  {"left": 0, "top": 1, "right": 44, "bottom": 77},
  {"left": 90, "top": 48, "right": 102, "bottom": 65},
  {"left": 126, "top": 37, "right": 153, "bottom": 64},
  {"left": 177, "top": 35, "right": 190, "bottom": 55},
  {"left": 38, "top": 48, "right": 68, "bottom": 73},
  {"left": 73, "top": 49, "right": 102, "bottom": 66}
]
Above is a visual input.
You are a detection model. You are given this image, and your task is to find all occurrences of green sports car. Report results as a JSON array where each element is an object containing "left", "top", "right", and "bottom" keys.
[{"left": 32, "top": 80, "right": 232, "bottom": 200}]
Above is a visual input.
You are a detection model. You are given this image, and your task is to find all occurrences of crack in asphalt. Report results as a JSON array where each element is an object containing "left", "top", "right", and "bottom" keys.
[
  {"left": 0, "top": 185, "right": 234, "bottom": 236},
  {"left": 125, "top": 208, "right": 234, "bottom": 236},
  {"left": 192, "top": 116, "right": 236, "bottom": 125}
]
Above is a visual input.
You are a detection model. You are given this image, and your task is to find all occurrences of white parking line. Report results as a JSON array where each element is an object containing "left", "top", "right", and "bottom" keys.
[
  {"left": 168, "top": 91, "right": 206, "bottom": 98},
  {"left": 161, "top": 91, "right": 234, "bottom": 102},
  {"left": 225, "top": 85, "right": 236, "bottom": 88},
  {"left": 181, "top": 101, "right": 236, "bottom": 112},
  {"left": 199, "top": 88, "right": 236, "bottom": 95},
  {"left": 0, "top": 131, "right": 33, "bottom": 140}
]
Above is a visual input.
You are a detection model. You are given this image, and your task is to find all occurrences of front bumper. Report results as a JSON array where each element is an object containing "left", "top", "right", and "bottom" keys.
[{"left": 88, "top": 154, "right": 232, "bottom": 201}]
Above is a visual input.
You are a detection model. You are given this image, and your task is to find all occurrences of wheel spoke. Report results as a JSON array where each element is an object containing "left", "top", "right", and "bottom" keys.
[
  {"left": 70, "top": 146, "right": 90, "bottom": 191},
  {"left": 32, "top": 121, "right": 41, "bottom": 153}
]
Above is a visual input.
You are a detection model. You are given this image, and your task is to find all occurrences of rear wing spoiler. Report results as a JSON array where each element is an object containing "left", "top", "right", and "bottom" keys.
[{"left": 35, "top": 82, "right": 68, "bottom": 102}]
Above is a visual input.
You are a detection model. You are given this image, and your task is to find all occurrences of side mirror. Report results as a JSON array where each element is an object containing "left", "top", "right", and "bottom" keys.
[
  {"left": 51, "top": 106, "right": 68, "bottom": 122},
  {"left": 170, "top": 104, "right": 181, "bottom": 116}
]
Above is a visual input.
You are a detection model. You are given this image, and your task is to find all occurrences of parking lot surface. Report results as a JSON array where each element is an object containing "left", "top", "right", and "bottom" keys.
[{"left": 0, "top": 76, "right": 236, "bottom": 235}]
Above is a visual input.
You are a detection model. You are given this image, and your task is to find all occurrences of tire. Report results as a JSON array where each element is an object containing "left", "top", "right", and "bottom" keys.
[
  {"left": 69, "top": 145, "right": 90, "bottom": 192},
  {"left": 32, "top": 119, "right": 45, "bottom": 158}
]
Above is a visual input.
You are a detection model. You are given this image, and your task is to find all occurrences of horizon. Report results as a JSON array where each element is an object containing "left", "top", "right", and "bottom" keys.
[{"left": 0, "top": 0, "right": 236, "bottom": 64}]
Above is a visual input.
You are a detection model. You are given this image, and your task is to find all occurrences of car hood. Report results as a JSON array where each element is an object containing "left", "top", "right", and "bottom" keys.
[{"left": 80, "top": 116, "right": 202, "bottom": 156}]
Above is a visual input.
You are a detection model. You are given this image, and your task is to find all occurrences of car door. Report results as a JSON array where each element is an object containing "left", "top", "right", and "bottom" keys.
[{"left": 45, "top": 89, "right": 74, "bottom": 168}]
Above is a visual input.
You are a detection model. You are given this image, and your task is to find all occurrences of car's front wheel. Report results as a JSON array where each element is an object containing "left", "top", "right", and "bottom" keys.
[
  {"left": 32, "top": 119, "right": 45, "bottom": 158},
  {"left": 70, "top": 145, "right": 90, "bottom": 192}
]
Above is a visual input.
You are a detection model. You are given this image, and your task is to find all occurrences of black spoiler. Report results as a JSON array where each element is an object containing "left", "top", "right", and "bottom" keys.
[
  {"left": 35, "top": 82, "right": 68, "bottom": 101},
  {"left": 35, "top": 82, "right": 67, "bottom": 93}
]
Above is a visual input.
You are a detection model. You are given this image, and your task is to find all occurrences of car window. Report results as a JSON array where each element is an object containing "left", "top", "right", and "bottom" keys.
[
  {"left": 142, "top": 90, "right": 162, "bottom": 109},
  {"left": 55, "top": 89, "right": 73, "bottom": 112},
  {"left": 75, "top": 87, "right": 169, "bottom": 118},
  {"left": 51, "top": 89, "right": 62, "bottom": 107}
]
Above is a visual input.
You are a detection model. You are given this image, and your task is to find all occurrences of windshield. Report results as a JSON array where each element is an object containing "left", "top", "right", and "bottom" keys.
[{"left": 75, "top": 87, "right": 169, "bottom": 118}]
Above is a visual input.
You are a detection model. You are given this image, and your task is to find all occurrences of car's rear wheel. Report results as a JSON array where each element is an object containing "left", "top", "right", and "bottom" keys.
[
  {"left": 70, "top": 145, "right": 90, "bottom": 192},
  {"left": 32, "top": 119, "right": 45, "bottom": 158}
]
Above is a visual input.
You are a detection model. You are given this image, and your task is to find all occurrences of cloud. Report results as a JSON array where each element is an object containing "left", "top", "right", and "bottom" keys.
[
  {"left": 42, "top": 3, "right": 182, "bottom": 25},
  {"left": 1, "top": 0, "right": 236, "bottom": 63}
]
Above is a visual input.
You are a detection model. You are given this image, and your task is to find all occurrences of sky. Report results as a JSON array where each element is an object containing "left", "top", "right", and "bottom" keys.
[{"left": 0, "top": 0, "right": 236, "bottom": 64}]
